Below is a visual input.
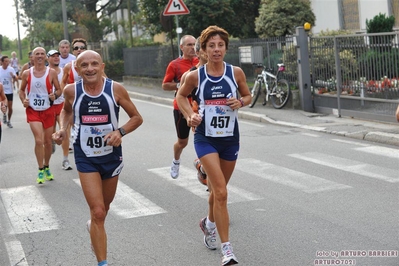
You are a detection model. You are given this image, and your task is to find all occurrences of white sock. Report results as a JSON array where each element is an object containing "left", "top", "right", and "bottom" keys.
[
  {"left": 173, "top": 159, "right": 180, "bottom": 164},
  {"left": 221, "top": 242, "right": 231, "bottom": 249},
  {"left": 206, "top": 216, "right": 216, "bottom": 229}
]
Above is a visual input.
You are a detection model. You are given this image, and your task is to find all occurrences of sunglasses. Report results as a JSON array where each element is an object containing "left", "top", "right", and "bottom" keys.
[{"left": 73, "top": 46, "right": 86, "bottom": 51}]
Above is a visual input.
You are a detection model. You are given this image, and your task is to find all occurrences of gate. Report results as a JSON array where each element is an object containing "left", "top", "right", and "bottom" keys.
[{"left": 309, "top": 32, "right": 399, "bottom": 123}]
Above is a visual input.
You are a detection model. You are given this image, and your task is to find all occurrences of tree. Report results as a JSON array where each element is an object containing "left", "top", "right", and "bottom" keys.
[
  {"left": 17, "top": 0, "right": 134, "bottom": 42},
  {"left": 179, "top": 0, "right": 235, "bottom": 37},
  {"left": 229, "top": 0, "right": 261, "bottom": 38},
  {"left": 139, "top": 0, "right": 168, "bottom": 36},
  {"left": 139, "top": 0, "right": 261, "bottom": 39},
  {"left": 255, "top": 0, "right": 315, "bottom": 38},
  {"left": 366, "top": 13, "right": 395, "bottom": 33}
]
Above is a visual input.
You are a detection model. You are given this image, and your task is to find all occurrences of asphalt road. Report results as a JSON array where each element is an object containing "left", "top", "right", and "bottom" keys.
[{"left": 0, "top": 92, "right": 398, "bottom": 266}]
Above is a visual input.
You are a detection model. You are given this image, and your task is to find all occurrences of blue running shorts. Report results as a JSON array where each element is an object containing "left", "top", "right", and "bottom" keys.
[
  {"left": 194, "top": 141, "right": 239, "bottom": 161},
  {"left": 76, "top": 159, "right": 124, "bottom": 180}
]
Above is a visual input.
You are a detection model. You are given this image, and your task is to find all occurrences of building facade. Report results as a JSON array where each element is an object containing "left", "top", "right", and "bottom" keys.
[{"left": 311, "top": 0, "right": 399, "bottom": 34}]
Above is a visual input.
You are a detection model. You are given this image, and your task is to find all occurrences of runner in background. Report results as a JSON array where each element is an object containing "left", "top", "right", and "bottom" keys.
[
  {"left": 0, "top": 56, "right": 17, "bottom": 128},
  {"left": 47, "top": 49, "right": 73, "bottom": 170},
  {"left": 61, "top": 38, "right": 87, "bottom": 154},
  {"left": 162, "top": 35, "right": 198, "bottom": 179},
  {"left": 10, "top": 51, "right": 20, "bottom": 91},
  {"left": 0, "top": 83, "right": 7, "bottom": 143},
  {"left": 19, "top": 47, "right": 62, "bottom": 184},
  {"left": 58, "top": 40, "right": 76, "bottom": 68}
]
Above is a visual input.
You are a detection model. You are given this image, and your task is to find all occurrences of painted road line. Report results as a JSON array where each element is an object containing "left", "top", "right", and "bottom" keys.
[
  {"left": 236, "top": 158, "right": 352, "bottom": 193},
  {"left": 73, "top": 179, "right": 166, "bottom": 219},
  {"left": 301, "top": 132, "right": 320, "bottom": 138},
  {"left": 332, "top": 139, "right": 370, "bottom": 147},
  {"left": 0, "top": 186, "right": 60, "bottom": 234},
  {"left": 354, "top": 145, "right": 399, "bottom": 159},
  {"left": 148, "top": 166, "right": 263, "bottom": 203},
  {"left": 0, "top": 193, "right": 28, "bottom": 266},
  {"left": 289, "top": 152, "right": 399, "bottom": 183}
]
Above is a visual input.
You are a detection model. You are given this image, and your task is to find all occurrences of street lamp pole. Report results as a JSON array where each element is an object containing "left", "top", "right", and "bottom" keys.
[
  {"left": 61, "top": 0, "right": 68, "bottom": 40},
  {"left": 14, "top": 0, "right": 23, "bottom": 60},
  {"left": 127, "top": 0, "right": 134, "bottom": 47}
]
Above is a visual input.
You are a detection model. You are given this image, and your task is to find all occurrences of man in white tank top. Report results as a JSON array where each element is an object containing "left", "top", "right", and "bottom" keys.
[{"left": 18, "top": 47, "right": 62, "bottom": 184}]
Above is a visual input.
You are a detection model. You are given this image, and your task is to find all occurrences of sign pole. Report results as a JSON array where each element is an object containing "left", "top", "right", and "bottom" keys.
[
  {"left": 176, "top": 15, "right": 180, "bottom": 57},
  {"left": 163, "top": 0, "right": 190, "bottom": 58}
]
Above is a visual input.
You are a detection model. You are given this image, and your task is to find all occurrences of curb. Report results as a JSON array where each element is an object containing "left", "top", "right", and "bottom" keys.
[{"left": 128, "top": 91, "right": 399, "bottom": 147}]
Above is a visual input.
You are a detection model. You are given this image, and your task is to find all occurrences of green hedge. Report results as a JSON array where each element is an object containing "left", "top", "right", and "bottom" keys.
[{"left": 105, "top": 60, "right": 124, "bottom": 82}]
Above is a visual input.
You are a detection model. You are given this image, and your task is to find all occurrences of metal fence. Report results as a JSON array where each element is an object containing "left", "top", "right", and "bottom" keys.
[
  {"left": 123, "top": 37, "right": 297, "bottom": 83},
  {"left": 310, "top": 32, "right": 399, "bottom": 122},
  {"left": 122, "top": 32, "right": 399, "bottom": 122}
]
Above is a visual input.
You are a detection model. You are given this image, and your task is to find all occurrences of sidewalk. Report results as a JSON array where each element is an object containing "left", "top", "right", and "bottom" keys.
[{"left": 123, "top": 83, "right": 399, "bottom": 147}]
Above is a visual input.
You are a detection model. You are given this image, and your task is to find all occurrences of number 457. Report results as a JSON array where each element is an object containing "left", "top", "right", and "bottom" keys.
[{"left": 210, "top": 116, "right": 230, "bottom": 128}]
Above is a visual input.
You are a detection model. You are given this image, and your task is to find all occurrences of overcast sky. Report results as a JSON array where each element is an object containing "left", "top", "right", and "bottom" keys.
[{"left": 1, "top": 0, "right": 27, "bottom": 40}]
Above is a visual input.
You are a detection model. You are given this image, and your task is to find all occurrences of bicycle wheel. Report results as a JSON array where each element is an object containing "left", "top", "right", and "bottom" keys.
[
  {"left": 270, "top": 79, "right": 290, "bottom": 109},
  {"left": 249, "top": 80, "right": 262, "bottom": 108}
]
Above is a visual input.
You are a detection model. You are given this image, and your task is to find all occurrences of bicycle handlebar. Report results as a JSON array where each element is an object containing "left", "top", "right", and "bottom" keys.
[{"left": 252, "top": 63, "right": 285, "bottom": 73}]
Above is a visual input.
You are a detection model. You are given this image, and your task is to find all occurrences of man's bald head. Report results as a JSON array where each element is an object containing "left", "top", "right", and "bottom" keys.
[
  {"left": 32, "top": 47, "right": 45, "bottom": 54},
  {"left": 74, "top": 50, "right": 105, "bottom": 82},
  {"left": 76, "top": 50, "right": 103, "bottom": 65}
]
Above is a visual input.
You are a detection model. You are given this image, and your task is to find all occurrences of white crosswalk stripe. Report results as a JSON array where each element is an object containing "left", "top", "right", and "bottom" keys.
[
  {"left": 73, "top": 179, "right": 166, "bottom": 219},
  {"left": 0, "top": 192, "right": 28, "bottom": 266},
  {"left": 148, "top": 166, "right": 264, "bottom": 203},
  {"left": 289, "top": 152, "right": 399, "bottom": 183},
  {"left": 1, "top": 143, "right": 397, "bottom": 265},
  {"left": 236, "top": 158, "right": 352, "bottom": 193},
  {"left": 0, "top": 186, "right": 60, "bottom": 234},
  {"left": 354, "top": 145, "right": 399, "bottom": 159}
]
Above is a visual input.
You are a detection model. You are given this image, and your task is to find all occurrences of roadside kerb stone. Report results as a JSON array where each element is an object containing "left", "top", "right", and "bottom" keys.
[
  {"left": 364, "top": 132, "right": 399, "bottom": 147},
  {"left": 127, "top": 90, "right": 399, "bottom": 147}
]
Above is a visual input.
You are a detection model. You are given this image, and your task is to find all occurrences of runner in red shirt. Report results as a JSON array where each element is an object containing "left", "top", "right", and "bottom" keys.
[{"left": 162, "top": 35, "right": 199, "bottom": 179}]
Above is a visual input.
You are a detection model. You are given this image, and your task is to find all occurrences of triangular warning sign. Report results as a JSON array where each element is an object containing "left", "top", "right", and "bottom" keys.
[{"left": 163, "top": 0, "right": 190, "bottom": 16}]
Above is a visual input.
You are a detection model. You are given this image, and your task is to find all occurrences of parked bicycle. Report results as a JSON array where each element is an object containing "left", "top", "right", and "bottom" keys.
[{"left": 249, "top": 63, "right": 291, "bottom": 109}]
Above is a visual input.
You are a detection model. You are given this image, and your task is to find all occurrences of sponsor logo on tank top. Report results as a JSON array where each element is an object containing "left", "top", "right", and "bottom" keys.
[{"left": 82, "top": 115, "right": 108, "bottom": 123}]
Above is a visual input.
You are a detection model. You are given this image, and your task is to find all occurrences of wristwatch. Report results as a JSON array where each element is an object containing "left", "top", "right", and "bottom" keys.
[{"left": 118, "top": 127, "right": 126, "bottom": 137}]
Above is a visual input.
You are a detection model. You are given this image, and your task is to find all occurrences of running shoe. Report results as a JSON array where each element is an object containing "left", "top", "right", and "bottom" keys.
[
  {"left": 44, "top": 167, "right": 54, "bottom": 181},
  {"left": 37, "top": 170, "right": 45, "bottom": 184},
  {"left": 170, "top": 160, "right": 180, "bottom": 179},
  {"left": 2, "top": 113, "right": 6, "bottom": 123},
  {"left": 221, "top": 243, "right": 238, "bottom": 265},
  {"left": 193, "top": 159, "right": 207, "bottom": 186},
  {"left": 7, "top": 121, "right": 13, "bottom": 128},
  {"left": 199, "top": 217, "right": 217, "bottom": 250},
  {"left": 62, "top": 160, "right": 73, "bottom": 170}
]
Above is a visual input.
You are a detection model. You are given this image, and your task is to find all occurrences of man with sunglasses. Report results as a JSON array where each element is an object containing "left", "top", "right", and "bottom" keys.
[
  {"left": 61, "top": 38, "right": 87, "bottom": 87},
  {"left": 61, "top": 38, "right": 87, "bottom": 155}
]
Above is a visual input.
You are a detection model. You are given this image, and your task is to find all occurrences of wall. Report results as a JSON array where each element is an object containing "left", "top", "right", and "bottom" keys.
[
  {"left": 311, "top": 0, "right": 341, "bottom": 34},
  {"left": 310, "top": 0, "right": 392, "bottom": 34},
  {"left": 359, "top": 0, "right": 389, "bottom": 30}
]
